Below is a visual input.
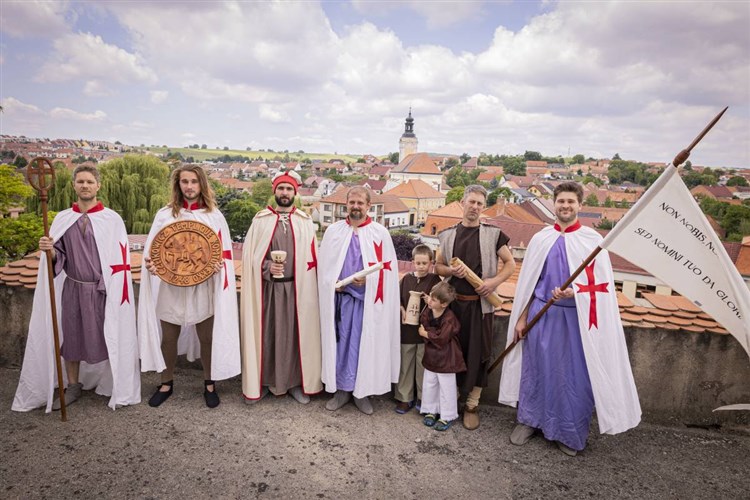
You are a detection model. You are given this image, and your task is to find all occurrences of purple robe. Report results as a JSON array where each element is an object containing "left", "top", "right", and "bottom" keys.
[
  {"left": 54, "top": 213, "right": 108, "bottom": 364},
  {"left": 334, "top": 234, "right": 365, "bottom": 391},
  {"left": 518, "top": 235, "right": 594, "bottom": 451}
]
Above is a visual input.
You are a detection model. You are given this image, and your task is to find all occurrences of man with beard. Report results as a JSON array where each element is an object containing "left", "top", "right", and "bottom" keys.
[
  {"left": 318, "top": 187, "right": 400, "bottom": 414},
  {"left": 13, "top": 165, "right": 140, "bottom": 412},
  {"left": 139, "top": 165, "right": 240, "bottom": 408},
  {"left": 241, "top": 171, "right": 322, "bottom": 404},
  {"left": 499, "top": 182, "right": 640, "bottom": 456},
  {"left": 435, "top": 184, "right": 515, "bottom": 430}
]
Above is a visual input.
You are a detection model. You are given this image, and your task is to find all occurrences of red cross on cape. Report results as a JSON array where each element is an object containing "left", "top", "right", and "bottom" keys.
[
  {"left": 367, "top": 240, "right": 392, "bottom": 303},
  {"left": 110, "top": 242, "right": 131, "bottom": 305},
  {"left": 307, "top": 239, "right": 317, "bottom": 271},
  {"left": 218, "top": 230, "right": 233, "bottom": 290},
  {"left": 575, "top": 260, "right": 609, "bottom": 329}
]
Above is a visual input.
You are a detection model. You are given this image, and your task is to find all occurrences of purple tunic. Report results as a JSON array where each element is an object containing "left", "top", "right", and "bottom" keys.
[
  {"left": 54, "top": 214, "right": 108, "bottom": 364},
  {"left": 334, "top": 234, "right": 365, "bottom": 391},
  {"left": 517, "top": 235, "right": 594, "bottom": 451}
]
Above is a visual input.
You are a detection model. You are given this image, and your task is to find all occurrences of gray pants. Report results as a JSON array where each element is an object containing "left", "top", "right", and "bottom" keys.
[{"left": 395, "top": 343, "right": 425, "bottom": 403}]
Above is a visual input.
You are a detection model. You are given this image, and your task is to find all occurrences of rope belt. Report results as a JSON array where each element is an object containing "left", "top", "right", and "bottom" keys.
[{"left": 66, "top": 276, "right": 98, "bottom": 285}]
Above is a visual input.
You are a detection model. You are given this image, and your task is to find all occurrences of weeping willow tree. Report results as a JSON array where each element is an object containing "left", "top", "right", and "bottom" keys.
[{"left": 97, "top": 155, "right": 170, "bottom": 233}]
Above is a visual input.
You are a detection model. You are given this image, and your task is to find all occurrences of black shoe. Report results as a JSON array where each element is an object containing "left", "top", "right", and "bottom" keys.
[
  {"left": 204, "top": 380, "right": 220, "bottom": 409},
  {"left": 148, "top": 381, "right": 173, "bottom": 407}
]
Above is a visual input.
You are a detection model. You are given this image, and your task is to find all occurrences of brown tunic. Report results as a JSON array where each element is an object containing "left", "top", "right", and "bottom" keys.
[
  {"left": 399, "top": 272, "right": 442, "bottom": 344},
  {"left": 261, "top": 215, "right": 302, "bottom": 394},
  {"left": 420, "top": 307, "right": 465, "bottom": 374},
  {"left": 449, "top": 224, "right": 509, "bottom": 392}
]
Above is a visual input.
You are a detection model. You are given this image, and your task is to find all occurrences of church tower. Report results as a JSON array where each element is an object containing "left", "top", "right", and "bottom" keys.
[{"left": 398, "top": 108, "right": 418, "bottom": 162}]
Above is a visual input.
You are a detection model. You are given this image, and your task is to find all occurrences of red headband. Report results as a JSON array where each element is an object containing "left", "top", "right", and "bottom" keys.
[{"left": 272, "top": 174, "right": 299, "bottom": 193}]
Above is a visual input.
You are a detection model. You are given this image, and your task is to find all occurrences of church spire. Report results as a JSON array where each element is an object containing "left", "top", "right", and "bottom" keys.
[{"left": 402, "top": 108, "right": 415, "bottom": 138}]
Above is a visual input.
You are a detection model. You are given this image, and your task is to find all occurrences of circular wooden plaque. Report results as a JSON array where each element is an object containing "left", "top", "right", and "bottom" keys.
[{"left": 149, "top": 220, "right": 222, "bottom": 287}]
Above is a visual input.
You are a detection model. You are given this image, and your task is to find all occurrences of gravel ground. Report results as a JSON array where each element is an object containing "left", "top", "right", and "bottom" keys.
[{"left": 1, "top": 367, "right": 748, "bottom": 499}]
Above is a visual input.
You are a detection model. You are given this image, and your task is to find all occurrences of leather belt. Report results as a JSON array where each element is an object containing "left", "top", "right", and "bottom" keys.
[
  {"left": 456, "top": 293, "right": 480, "bottom": 301},
  {"left": 272, "top": 276, "right": 294, "bottom": 283}
]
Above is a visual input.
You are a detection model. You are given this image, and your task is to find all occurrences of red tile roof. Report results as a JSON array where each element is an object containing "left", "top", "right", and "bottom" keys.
[
  {"left": 384, "top": 179, "right": 444, "bottom": 199},
  {"left": 393, "top": 153, "right": 442, "bottom": 175}
]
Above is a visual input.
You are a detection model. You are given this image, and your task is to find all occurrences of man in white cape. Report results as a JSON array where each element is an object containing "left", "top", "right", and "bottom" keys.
[
  {"left": 13, "top": 165, "right": 140, "bottom": 413},
  {"left": 318, "top": 186, "right": 400, "bottom": 414},
  {"left": 139, "top": 164, "right": 240, "bottom": 408},
  {"left": 241, "top": 171, "right": 322, "bottom": 404},
  {"left": 500, "top": 182, "right": 640, "bottom": 456}
]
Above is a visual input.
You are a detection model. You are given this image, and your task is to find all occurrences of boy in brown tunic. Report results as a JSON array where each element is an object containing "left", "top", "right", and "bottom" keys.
[{"left": 419, "top": 282, "right": 465, "bottom": 431}]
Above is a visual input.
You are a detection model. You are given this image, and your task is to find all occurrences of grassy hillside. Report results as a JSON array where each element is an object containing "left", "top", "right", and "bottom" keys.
[{"left": 143, "top": 146, "right": 361, "bottom": 163}]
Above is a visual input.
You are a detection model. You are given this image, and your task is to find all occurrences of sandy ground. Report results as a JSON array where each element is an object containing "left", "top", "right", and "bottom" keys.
[{"left": 1, "top": 367, "right": 748, "bottom": 499}]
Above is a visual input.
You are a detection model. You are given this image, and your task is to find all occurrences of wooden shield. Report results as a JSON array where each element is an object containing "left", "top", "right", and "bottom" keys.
[{"left": 149, "top": 220, "right": 222, "bottom": 286}]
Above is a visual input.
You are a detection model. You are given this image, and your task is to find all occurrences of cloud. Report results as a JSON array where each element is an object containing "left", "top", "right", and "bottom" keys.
[
  {"left": 83, "top": 80, "right": 116, "bottom": 97},
  {"left": 0, "top": 97, "right": 44, "bottom": 115},
  {"left": 150, "top": 90, "right": 169, "bottom": 104},
  {"left": 259, "top": 104, "right": 291, "bottom": 123},
  {"left": 36, "top": 32, "right": 157, "bottom": 85},
  {"left": 50, "top": 107, "right": 107, "bottom": 121},
  {"left": 107, "top": 2, "right": 338, "bottom": 93},
  {"left": 0, "top": 0, "right": 72, "bottom": 38}
]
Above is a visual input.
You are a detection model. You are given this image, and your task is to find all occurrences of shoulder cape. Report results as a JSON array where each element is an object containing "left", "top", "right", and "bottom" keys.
[
  {"left": 138, "top": 206, "right": 241, "bottom": 381},
  {"left": 318, "top": 220, "right": 400, "bottom": 398},
  {"left": 12, "top": 207, "right": 141, "bottom": 412},
  {"left": 498, "top": 225, "right": 641, "bottom": 434},
  {"left": 240, "top": 207, "right": 322, "bottom": 399}
]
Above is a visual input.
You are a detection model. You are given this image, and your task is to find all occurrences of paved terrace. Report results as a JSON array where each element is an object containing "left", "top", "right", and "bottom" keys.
[{"left": 1, "top": 367, "right": 748, "bottom": 499}]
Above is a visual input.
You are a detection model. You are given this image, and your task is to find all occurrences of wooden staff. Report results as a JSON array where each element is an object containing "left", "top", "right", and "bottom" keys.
[
  {"left": 27, "top": 158, "right": 67, "bottom": 421},
  {"left": 488, "top": 106, "right": 729, "bottom": 374}
]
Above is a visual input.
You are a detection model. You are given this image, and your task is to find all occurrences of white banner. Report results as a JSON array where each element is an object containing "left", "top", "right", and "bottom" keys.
[{"left": 601, "top": 164, "right": 750, "bottom": 357}]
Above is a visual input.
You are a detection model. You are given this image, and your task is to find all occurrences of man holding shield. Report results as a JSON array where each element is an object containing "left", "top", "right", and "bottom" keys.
[
  {"left": 318, "top": 187, "right": 400, "bottom": 414},
  {"left": 240, "top": 171, "right": 322, "bottom": 404},
  {"left": 139, "top": 164, "right": 240, "bottom": 408}
]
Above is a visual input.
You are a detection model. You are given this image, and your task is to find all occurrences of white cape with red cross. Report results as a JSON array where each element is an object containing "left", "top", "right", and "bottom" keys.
[
  {"left": 499, "top": 224, "right": 641, "bottom": 435},
  {"left": 12, "top": 207, "right": 141, "bottom": 412},
  {"left": 317, "top": 218, "right": 400, "bottom": 398}
]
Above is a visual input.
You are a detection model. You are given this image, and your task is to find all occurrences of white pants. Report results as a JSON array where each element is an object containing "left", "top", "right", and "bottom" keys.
[{"left": 420, "top": 369, "right": 458, "bottom": 421}]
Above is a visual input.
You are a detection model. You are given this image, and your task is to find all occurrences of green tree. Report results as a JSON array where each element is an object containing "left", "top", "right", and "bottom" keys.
[
  {"left": 502, "top": 156, "right": 526, "bottom": 176},
  {"left": 595, "top": 217, "right": 616, "bottom": 230},
  {"left": 524, "top": 151, "right": 542, "bottom": 161},
  {"left": 224, "top": 199, "right": 260, "bottom": 241},
  {"left": 584, "top": 193, "right": 599, "bottom": 206},
  {"left": 13, "top": 155, "right": 28, "bottom": 169},
  {"left": 0, "top": 212, "right": 56, "bottom": 266},
  {"left": 726, "top": 176, "right": 748, "bottom": 187},
  {"left": 388, "top": 152, "right": 399, "bottom": 164},
  {"left": 445, "top": 186, "right": 465, "bottom": 204},
  {"left": 459, "top": 153, "right": 471, "bottom": 164},
  {"left": 603, "top": 196, "right": 614, "bottom": 208},
  {"left": 487, "top": 190, "right": 499, "bottom": 206},
  {"left": 683, "top": 160, "right": 692, "bottom": 170},
  {"left": 612, "top": 153, "right": 621, "bottom": 160},
  {"left": 445, "top": 166, "right": 465, "bottom": 188},
  {"left": 251, "top": 179, "right": 273, "bottom": 206},
  {"left": 571, "top": 154, "right": 585, "bottom": 164},
  {"left": 96, "top": 155, "right": 171, "bottom": 233},
  {"left": 0, "top": 164, "right": 33, "bottom": 212},
  {"left": 582, "top": 175, "right": 603, "bottom": 187}
]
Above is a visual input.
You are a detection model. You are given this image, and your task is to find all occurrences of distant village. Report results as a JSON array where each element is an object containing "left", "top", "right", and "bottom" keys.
[{"left": 2, "top": 112, "right": 750, "bottom": 342}]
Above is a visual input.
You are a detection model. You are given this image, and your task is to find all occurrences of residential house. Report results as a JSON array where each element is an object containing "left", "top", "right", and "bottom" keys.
[
  {"left": 384, "top": 179, "right": 446, "bottom": 226},
  {"left": 389, "top": 152, "right": 444, "bottom": 192}
]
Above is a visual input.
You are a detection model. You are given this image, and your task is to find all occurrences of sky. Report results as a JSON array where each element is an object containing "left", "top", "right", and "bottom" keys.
[{"left": 1, "top": 0, "right": 748, "bottom": 168}]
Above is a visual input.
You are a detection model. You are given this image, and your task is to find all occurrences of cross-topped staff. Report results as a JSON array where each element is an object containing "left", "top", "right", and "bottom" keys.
[
  {"left": 488, "top": 106, "right": 729, "bottom": 375},
  {"left": 26, "top": 158, "right": 67, "bottom": 421}
]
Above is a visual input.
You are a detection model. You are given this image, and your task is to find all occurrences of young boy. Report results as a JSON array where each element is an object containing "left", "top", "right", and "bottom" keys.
[
  {"left": 419, "top": 281, "right": 465, "bottom": 431},
  {"left": 395, "top": 245, "right": 442, "bottom": 414}
]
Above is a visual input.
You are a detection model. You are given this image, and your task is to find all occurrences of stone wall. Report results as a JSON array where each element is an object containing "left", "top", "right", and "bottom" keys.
[{"left": 2, "top": 284, "right": 748, "bottom": 425}]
